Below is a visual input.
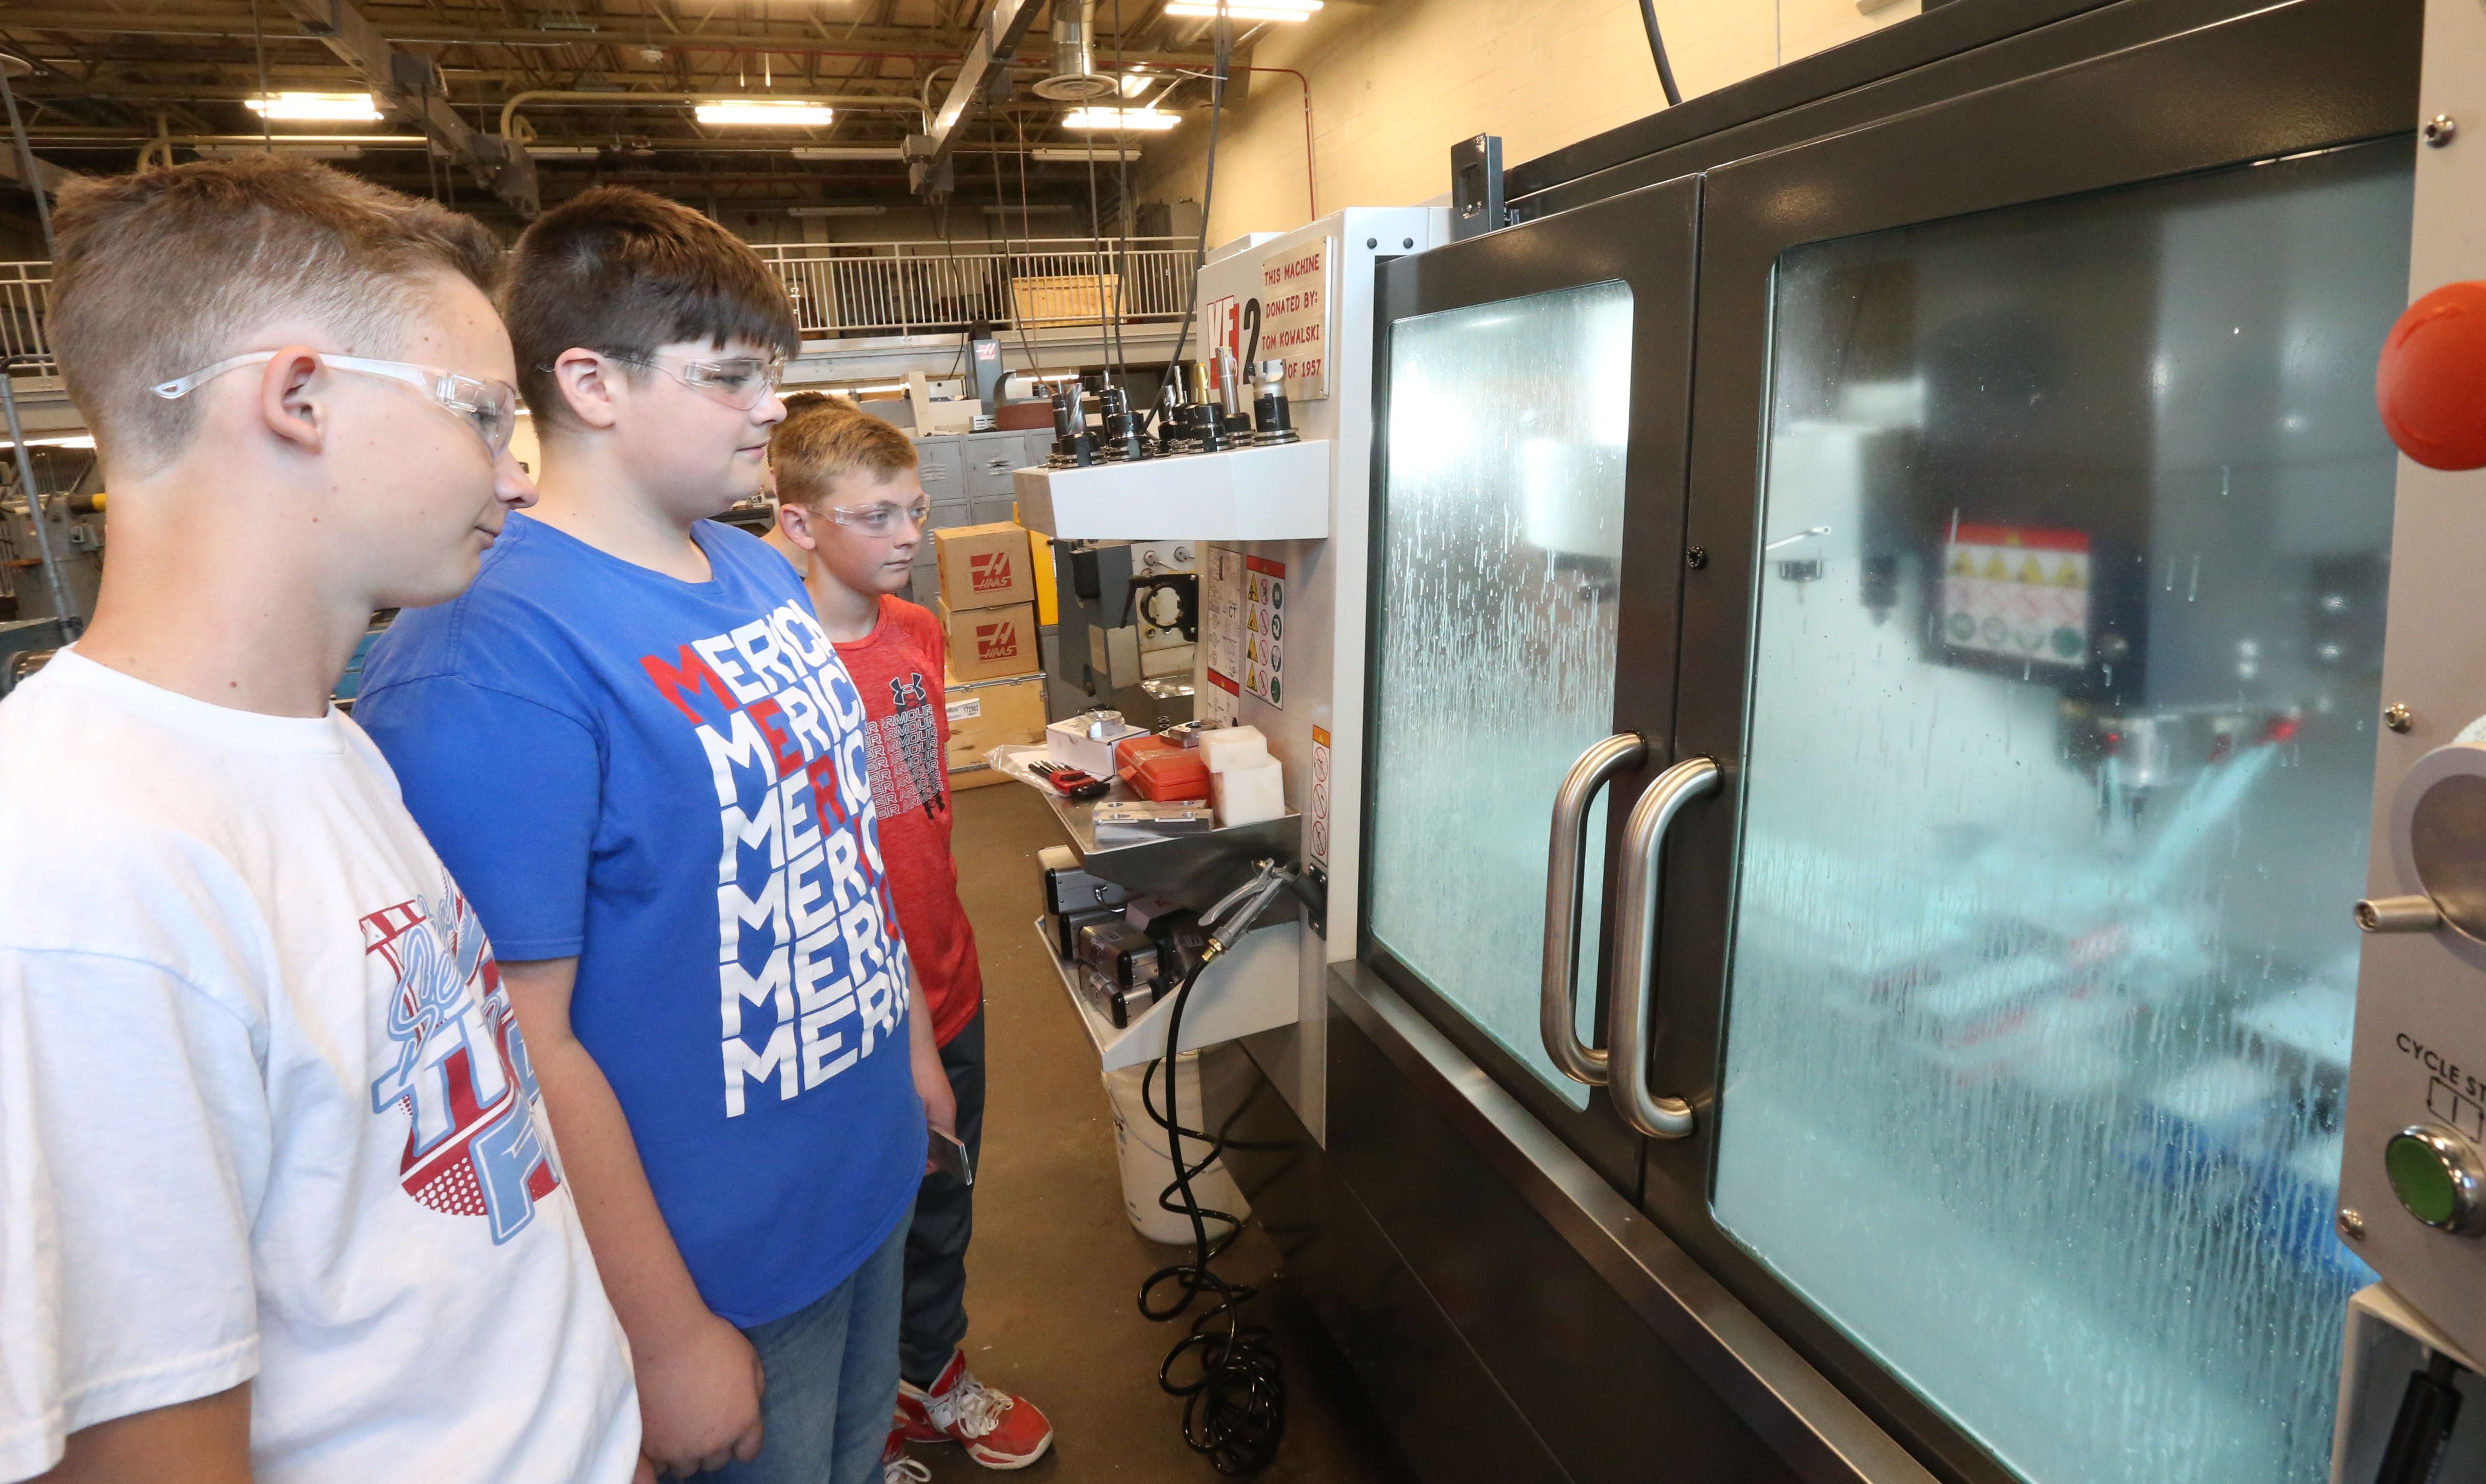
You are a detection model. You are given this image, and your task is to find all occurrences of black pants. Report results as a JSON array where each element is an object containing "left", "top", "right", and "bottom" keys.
[{"left": 900, "top": 1009, "right": 984, "bottom": 1387}]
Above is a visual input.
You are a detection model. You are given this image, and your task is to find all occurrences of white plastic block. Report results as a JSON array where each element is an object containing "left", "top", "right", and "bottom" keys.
[
  {"left": 1212, "top": 757, "right": 1285, "bottom": 827},
  {"left": 1199, "top": 725, "right": 1269, "bottom": 774}
]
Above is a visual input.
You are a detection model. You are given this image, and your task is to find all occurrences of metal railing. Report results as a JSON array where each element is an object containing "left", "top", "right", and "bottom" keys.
[
  {"left": 0, "top": 236, "right": 1198, "bottom": 370},
  {"left": 751, "top": 237, "right": 1196, "bottom": 338},
  {"left": 0, "top": 264, "right": 49, "bottom": 371}
]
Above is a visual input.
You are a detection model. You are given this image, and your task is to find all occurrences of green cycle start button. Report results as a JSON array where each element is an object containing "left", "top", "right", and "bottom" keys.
[{"left": 2387, "top": 1124, "right": 2486, "bottom": 1234}]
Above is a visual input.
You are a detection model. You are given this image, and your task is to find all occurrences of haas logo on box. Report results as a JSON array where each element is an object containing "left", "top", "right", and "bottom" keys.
[
  {"left": 973, "top": 616, "right": 1021, "bottom": 663},
  {"left": 969, "top": 550, "right": 1015, "bottom": 592}
]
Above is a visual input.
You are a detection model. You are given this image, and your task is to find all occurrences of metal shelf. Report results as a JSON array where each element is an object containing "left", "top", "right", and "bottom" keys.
[
  {"left": 1012, "top": 439, "right": 1331, "bottom": 542},
  {"left": 1032, "top": 773, "right": 1300, "bottom": 912},
  {"left": 1032, "top": 916, "right": 1302, "bottom": 1072}
]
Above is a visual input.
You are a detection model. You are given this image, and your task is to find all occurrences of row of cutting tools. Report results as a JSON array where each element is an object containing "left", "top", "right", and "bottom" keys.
[{"left": 1044, "top": 348, "right": 1300, "bottom": 468}]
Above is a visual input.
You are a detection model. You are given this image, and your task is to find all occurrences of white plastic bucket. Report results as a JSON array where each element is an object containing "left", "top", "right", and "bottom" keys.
[{"left": 1103, "top": 1054, "right": 1249, "bottom": 1247}]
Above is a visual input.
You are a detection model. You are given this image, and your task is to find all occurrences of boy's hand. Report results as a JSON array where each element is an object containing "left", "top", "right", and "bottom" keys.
[
  {"left": 635, "top": 1311, "right": 766, "bottom": 1477},
  {"left": 918, "top": 1057, "right": 959, "bottom": 1144},
  {"left": 906, "top": 965, "right": 957, "bottom": 1172}
]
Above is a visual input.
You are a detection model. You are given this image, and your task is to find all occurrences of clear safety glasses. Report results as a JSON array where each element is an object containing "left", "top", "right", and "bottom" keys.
[
  {"left": 613, "top": 351, "right": 787, "bottom": 412},
  {"left": 151, "top": 351, "right": 520, "bottom": 458},
  {"left": 826, "top": 499, "right": 931, "bottom": 537}
]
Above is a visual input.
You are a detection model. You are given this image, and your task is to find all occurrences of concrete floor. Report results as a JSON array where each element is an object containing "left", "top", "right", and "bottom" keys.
[{"left": 907, "top": 779, "right": 1416, "bottom": 1484}]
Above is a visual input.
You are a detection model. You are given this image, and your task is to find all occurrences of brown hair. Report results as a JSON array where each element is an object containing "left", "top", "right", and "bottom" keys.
[
  {"left": 503, "top": 186, "right": 799, "bottom": 434},
  {"left": 49, "top": 156, "right": 502, "bottom": 472},
  {"left": 771, "top": 397, "right": 918, "bottom": 509}
]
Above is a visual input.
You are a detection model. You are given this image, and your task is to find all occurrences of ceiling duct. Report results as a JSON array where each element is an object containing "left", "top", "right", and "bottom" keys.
[{"left": 1034, "top": 0, "right": 1118, "bottom": 102}]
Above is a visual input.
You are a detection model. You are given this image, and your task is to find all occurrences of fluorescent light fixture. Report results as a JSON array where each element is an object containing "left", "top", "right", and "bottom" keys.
[
  {"left": 1163, "top": 0, "right": 1320, "bottom": 17},
  {"left": 1119, "top": 73, "right": 1152, "bottom": 97},
  {"left": 696, "top": 99, "right": 833, "bottom": 126},
  {"left": 787, "top": 205, "right": 889, "bottom": 218},
  {"left": 981, "top": 203, "right": 1074, "bottom": 214},
  {"left": 791, "top": 146, "right": 903, "bottom": 161},
  {"left": 1027, "top": 146, "right": 1142, "bottom": 162},
  {"left": 21, "top": 435, "right": 93, "bottom": 449},
  {"left": 246, "top": 91, "right": 382, "bottom": 122},
  {"left": 1060, "top": 107, "right": 1180, "bottom": 131},
  {"left": 525, "top": 144, "right": 601, "bottom": 158},
  {"left": 194, "top": 143, "right": 365, "bottom": 160}
]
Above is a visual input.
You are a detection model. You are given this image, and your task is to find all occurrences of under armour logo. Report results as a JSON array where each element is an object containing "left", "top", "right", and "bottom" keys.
[{"left": 890, "top": 673, "right": 928, "bottom": 708}]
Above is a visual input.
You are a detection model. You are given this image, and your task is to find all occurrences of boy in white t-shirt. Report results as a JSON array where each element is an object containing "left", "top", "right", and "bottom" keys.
[{"left": 0, "top": 159, "right": 641, "bottom": 1483}]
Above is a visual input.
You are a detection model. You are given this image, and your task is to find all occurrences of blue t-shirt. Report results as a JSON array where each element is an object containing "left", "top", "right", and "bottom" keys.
[{"left": 355, "top": 512, "right": 926, "bottom": 1327}]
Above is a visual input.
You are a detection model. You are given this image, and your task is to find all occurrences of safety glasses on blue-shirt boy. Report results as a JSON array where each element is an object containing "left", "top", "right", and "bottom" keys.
[{"left": 607, "top": 350, "right": 787, "bottom": 413}]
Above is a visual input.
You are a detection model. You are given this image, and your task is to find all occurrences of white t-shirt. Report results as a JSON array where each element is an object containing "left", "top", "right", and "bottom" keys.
[{"left": 0, "top": 651, "right": 639, "bottom": 1483}]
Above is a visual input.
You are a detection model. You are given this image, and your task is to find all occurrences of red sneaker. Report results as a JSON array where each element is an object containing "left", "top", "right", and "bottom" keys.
[
  {"left": 895, "top": 1350, "right": 1055, "bottom": 1469},
  {"left": 882, "top": 1428, "right": 928, "bottom": 1483}
]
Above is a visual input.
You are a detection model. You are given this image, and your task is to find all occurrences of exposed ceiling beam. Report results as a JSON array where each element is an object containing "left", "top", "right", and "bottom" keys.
[
  {"left": 905, "top": 0, "right": 1043, "bottom": 197},
  {"left": 275, "top": 0, "right": 539, "bottom": 214}
]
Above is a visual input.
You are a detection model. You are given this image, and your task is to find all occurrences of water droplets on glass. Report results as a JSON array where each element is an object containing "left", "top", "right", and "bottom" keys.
[
  {"left": 1369, "top": 281, "right": 1635, "bottom": 1108},
  {"left": 1711, "top": 141, "right": 2408, "bottom": 1483}
]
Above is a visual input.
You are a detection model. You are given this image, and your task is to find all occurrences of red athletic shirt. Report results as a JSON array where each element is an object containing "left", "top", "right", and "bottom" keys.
[{"left": 835, "top": 595, "right": 983, "bottom": 1047}]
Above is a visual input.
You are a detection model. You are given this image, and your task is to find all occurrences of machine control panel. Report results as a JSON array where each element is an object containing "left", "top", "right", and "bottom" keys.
[
  {"left": 2384, "top": 1123, "right": 2486, "bottom": 1234},
  {"left": 2348, "top": 726, "right": 2486, "bottom": 1359}
]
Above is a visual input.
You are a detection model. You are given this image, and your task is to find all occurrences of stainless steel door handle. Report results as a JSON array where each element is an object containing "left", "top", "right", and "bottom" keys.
[
  {"left": 1608, "top": 756, "right": 1720, "bottom": 1138},
  {"left": 1541, "top": 732, "right": 1646, "bottom": 1086}
]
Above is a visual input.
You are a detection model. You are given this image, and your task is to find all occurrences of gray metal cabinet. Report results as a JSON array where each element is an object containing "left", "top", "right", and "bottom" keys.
[
  {"left": 959, "top": 428, "right": 1049, "bottom": 501},
  {"left": 959, "top": 430, "right": 1022, "bottom": 500},
  {"left": 913, "top": 435, "right": 964, "bottom": 503}
]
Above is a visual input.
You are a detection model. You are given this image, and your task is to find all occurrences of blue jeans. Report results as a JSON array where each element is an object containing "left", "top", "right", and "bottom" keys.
[{"left": 705, "top": 1219, "right": 908, "bottom": 1484}]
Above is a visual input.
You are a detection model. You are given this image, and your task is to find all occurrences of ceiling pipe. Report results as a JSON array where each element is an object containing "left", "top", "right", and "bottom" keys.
[
  {"left": 497, "top": 89, "right": 921, "bottom": 141},
  {"left": 0, "top": 11, "right": 1213, "bottom": 70},
  {"left": 1249, "top": 66, "right": 1316, "bottom": 221},
  {"left": 1164, "top": 64, "right": 1319, "bottom": 222}
]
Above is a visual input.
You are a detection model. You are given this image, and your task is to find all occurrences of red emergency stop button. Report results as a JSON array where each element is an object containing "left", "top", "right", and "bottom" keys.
[{"left": 2380, "top": 280, "right": 2486, "bottom": 470}]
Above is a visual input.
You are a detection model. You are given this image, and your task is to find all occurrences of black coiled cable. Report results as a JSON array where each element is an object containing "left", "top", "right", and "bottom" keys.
[{"left": 1138, "top": 955, "right": 1286, "bottom": 1475}]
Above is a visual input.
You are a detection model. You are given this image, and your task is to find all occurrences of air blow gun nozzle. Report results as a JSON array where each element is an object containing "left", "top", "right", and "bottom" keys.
[{"left": 1200, "top": 859, "right": 1299, "bottom": 961}]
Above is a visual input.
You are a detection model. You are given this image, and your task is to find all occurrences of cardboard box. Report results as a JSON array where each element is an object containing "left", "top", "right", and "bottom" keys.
[
  {"left": 945, "top": 673, "right": 1046, "bottom": 788},
  {"left": 939, "top": 598, "right": 1041, "bottom": 682},
  {"left": 935, "top": 522, "right": 1037, "bottom": 611}
]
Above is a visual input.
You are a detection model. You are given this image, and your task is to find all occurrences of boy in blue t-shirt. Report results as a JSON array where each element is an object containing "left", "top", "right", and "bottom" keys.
[{"left": 356, "top": 186, "right": 954, "bottom": 1484}]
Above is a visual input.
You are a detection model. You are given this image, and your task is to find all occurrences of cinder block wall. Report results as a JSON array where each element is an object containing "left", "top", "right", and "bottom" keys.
[{"left": 1134, "top": 0, "right": 1921, "bottom": 243}]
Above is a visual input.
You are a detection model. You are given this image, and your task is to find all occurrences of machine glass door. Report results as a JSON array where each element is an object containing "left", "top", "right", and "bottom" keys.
[
  {"left": 1365, "top": 179, "right": 1698, "bottom": 1182},
  {"left": 1655, "top": 10, "right": 2413, "bottom": 1477}
]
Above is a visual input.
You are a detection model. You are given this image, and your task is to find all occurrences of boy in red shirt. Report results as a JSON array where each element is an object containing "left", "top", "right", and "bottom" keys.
[{"left": 766, "top": 401, "right": 1055, "bottom": 1472}]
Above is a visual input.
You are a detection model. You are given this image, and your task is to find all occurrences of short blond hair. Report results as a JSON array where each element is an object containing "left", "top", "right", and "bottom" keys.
[
  {"left": 771, "top": 398, "right": 919, "bottom": 509},
  {"left": 50, "top": 156, "right": 503, "bottom": 472}
]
